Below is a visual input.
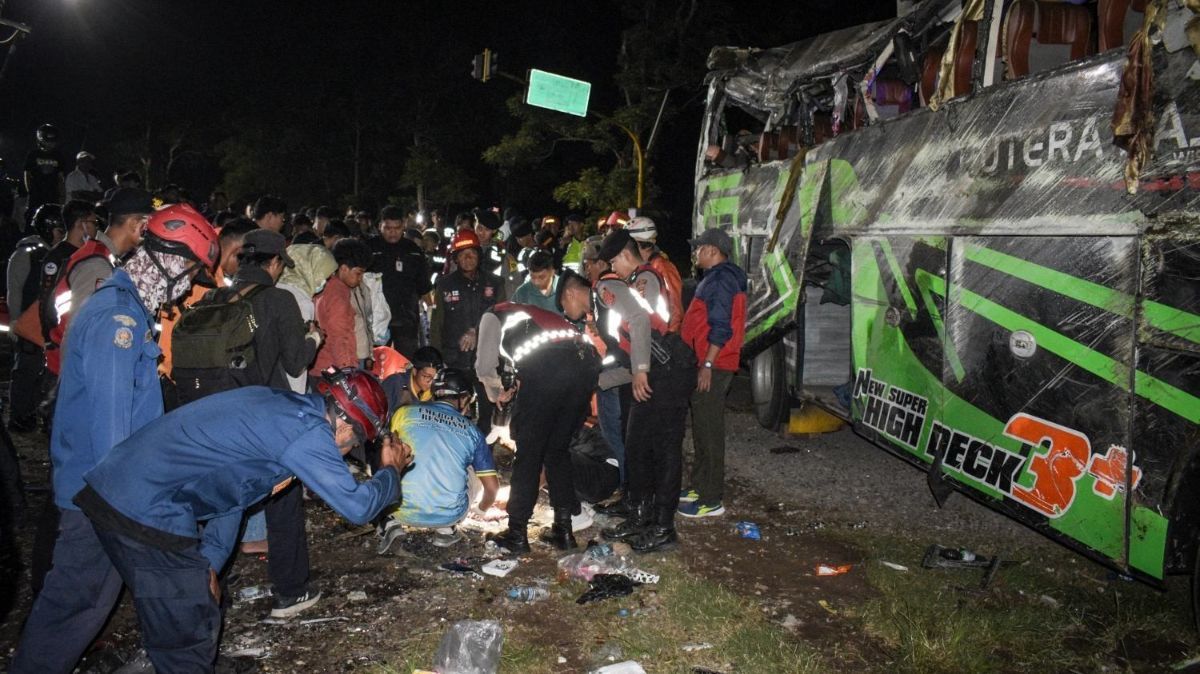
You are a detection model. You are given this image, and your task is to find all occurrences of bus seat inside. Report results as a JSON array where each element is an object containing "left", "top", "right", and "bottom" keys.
[{"left": 1003, "top": 0, "right": 1095, "bottom": 80}]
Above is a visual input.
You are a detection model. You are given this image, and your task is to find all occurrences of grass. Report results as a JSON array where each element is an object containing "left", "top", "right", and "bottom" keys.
[
  {"left": 842, "top": 533, "right": 1198, "bottom": 673},
  {"left": 369, "top": 556, "right": 823, "bottom": 674}
]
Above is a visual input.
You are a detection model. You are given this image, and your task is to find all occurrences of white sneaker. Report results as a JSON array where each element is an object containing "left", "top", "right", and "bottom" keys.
[
  {"left": 572, "top": 503, "right": 595, "bottom": 532},
  {"left": 432, "top": 526, "right": 463, "bottom": 547}
]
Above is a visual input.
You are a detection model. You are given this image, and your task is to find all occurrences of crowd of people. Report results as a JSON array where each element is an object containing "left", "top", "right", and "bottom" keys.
[{"left": 0, "top": 123, "right": 748, "bottom": 673}]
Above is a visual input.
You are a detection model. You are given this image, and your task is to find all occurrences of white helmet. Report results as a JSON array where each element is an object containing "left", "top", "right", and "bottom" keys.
[{"left": 627, "top": 216, "right": 657, "bottom": 242}]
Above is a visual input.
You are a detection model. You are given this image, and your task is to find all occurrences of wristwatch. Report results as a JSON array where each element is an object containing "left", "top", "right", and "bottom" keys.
[{"left": 703, "top": 360, "right": 713, "bottom": 369}]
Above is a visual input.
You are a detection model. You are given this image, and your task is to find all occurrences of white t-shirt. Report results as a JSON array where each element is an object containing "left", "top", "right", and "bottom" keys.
[{"left": 65, "top": 169, "right": 101, "bottom": 199}]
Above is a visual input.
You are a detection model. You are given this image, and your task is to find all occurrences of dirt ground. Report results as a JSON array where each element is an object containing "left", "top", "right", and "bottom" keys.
[{"left": 2, "top": 377, "right": 1198, "bottom": 673}]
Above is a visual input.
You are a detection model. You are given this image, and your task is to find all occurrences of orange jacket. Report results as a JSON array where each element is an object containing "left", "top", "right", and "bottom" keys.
[{"left": 648, "top": 252, "right": 684, "bottom": 333}]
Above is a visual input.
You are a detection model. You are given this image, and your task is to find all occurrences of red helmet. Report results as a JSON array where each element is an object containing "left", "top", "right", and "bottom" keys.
[
  {"left": 605, "top": 211, "right": 629, "bottom": 229},
  {"left": 144, "top": 204, "right": 219, "bottom": 271},
  {"left": 316, "top": 367, "right": 389, "bottom": 442},
  {"left": 450, "top": 229, "right": 482, "bottom": 254}
]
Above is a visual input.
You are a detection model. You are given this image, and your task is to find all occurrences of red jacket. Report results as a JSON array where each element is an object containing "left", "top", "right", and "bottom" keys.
[
  {"left": 681, "top": 261, "right": 747, "bottom": 371},
  {"left": 311, "top": 275, "right": 358, "bottom": 375}
]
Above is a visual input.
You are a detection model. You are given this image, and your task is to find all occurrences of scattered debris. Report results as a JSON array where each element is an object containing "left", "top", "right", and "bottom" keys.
[
  {"left": 299, "top": 616, "right": 348, "bottom": 625},
  {"left": 346, "top": 590, "right": 368, "bottom": 602},
  {"left": 577, "top": 574, "right": 642, "bottom": 605},
  {"left": 1039, "top": 594, "right": 1060, "bottom": 609},
  {"left": 681, "top": 642, "right": 714, "bottom": 652},
  {"left": 768, "top": 445, "right": 802, "bottom": 454},
  {"left": 734, "top": 521, "right": 761, "bottom": 540},
  {"left": 235, "top": 585, "right": 271, "bottom": 602},
  {"left": 591, "top": 641, "right": 625, "bottom": 664},
  {"left": 226, "top": 647, "right": 269, "bottom": 659},
  {"left": 815, "top": 564, "right": 852, "bottom": 576},
  {"left": 921, "top": 544, "right": 1017, "bottom": 589},
  {"left": 880, "top": 561, "right": 909, "bottom": 572},
  {"left": 591, "top": 660, "right": 646, "bottom": 674},
  {"left": 433, "top": 619, "right": 504, "bottom": 674},
  {"left": 557, "top": 551, "right": 659, "bottom": 584},
  {"left": 780, "top": 614, "right": 801, "bottom": 629},
  {"left": 1171, "top": 654, "right": 1200, "bottom": 670},
  {"left": 481, "top": 559, "right": 518, "bottom": 577},
  {"left": 817, "top": 599, "right": 837, "bottom": 615},
  {"left": 507, "top": 586, "right": 550, "bottom": 602}
]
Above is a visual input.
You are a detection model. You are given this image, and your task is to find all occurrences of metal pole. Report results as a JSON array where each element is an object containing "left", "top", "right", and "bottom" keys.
[
  {"left": 644, "top": 90, "right": 670, "bottom": 156},
  {"left": 614, "top": 124, "right": 644, "bottom": 209}
]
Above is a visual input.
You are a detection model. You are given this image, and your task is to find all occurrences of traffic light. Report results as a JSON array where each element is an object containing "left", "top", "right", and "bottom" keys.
[{"left": 470, "top": 49, "right": 497, "bottom": 82}]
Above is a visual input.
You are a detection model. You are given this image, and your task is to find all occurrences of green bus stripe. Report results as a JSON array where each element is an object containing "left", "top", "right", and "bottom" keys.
[
  {"left": 704, "top": 173, "right": 743, "bottom": 191},
  {"left": 964, "top": 244, "right": 1200, "bottom": 346},
  {"left": 925, "top": 275, "right": 1200, "bottom": 425}
]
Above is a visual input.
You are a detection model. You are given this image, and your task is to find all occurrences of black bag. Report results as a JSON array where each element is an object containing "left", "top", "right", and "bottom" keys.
[
  {"left": 171, "top": 285, "right": 267, "bottom": 403},
  {"left": 568, "top": 425, "right": 620, "bottom": 504}
]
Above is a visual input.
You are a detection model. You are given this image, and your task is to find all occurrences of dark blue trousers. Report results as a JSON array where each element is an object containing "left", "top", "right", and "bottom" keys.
[
  {"left": 10, "top": 509, "right": 124, "bottom": 674},
  {"left": 92, "top": 524, "right": 221, "bottom": 673}
]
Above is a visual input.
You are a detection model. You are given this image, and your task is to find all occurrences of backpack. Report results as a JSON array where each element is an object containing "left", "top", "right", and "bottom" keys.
[{"left": 171, "top": 284, "right": 267, "bottom": 402}]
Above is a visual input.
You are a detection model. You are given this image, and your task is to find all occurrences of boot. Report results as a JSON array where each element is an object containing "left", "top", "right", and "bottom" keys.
[
  {"left": 630, "top": 505, "right": 678, "bottom": 553},
  {"left": 487, "top": 522, "right": 530, "bottom": 555},
  {"left": 538, "top": 509, "right": 577, "bottom": 550},
  {"left": 601, "top": 500, "right": 650, "bottom": 541},
  {"left": 594, "top": 494, "right": 632, "bottom": 518}
]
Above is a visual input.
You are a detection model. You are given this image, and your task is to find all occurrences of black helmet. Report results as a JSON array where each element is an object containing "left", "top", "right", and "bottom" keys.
[
  {"left": 431, "top": 368, "right": 474, "bottom": 399},
  {"left": 31, "top": 203, "right": 63, "bottom": 241},
  {"left": 36, "top": 124, "right": 60, "bottom": 149},
  {"left": 410, "top": 346, "right": 444, "bottom": 371}
]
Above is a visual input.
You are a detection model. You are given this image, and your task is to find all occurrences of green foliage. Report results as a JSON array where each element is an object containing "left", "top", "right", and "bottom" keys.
[{"left": 399, "top": 144, "right": 476, "bottom": 207}]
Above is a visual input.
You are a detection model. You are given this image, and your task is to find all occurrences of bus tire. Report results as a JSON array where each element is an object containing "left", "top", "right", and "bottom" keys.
[{"left": 752, "top": 341, "right": 789, "bottom": 430}]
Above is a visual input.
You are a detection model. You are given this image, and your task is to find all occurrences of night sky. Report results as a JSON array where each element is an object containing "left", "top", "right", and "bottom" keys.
[{"left": 0, "top": 0, "right": 895, "bottom": 229}]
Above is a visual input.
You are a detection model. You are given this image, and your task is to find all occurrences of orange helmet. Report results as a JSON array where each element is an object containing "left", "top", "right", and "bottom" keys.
[
  {"left": 144, "top": 203, "right": 219, "bottom": 271},
  {"left": 371, "top": 346, "right": 411, "bottom": 380},
  {"left": 605, "top": 211, "right": 629, "bottom": 229},
  {"left": 450, "top": 228, "right": 482, "bottom": 254}
]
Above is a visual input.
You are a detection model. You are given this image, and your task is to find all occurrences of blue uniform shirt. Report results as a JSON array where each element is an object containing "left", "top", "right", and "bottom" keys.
[
  {"left": 52, "top": 269, "right": 162, "bottom": 510},
  {"left": 82, "top": 387, "right": 400, "bottom": 571},
  {"left": 391, "top": 401, "right": 496, "bottom": 528}
]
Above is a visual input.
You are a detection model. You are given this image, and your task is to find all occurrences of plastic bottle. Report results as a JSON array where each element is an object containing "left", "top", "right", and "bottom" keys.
[
  {"left": 940, "top": 548, "right": 977, "bottom": 562},
  {"left": 507, "top": 586, "right": 550, "bottom": 602}
]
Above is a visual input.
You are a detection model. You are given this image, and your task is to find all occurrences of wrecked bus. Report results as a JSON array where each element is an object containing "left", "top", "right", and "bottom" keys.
[{"left": 695, "top": 0, "right": 1200, "bottom": 612}]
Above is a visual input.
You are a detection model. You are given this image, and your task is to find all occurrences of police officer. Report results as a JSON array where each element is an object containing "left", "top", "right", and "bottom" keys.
[
  {"left": 626, "top": 216, "right": 684, "bottom": 333},
  {"left": 6, "top": 204, "right": 54, "bottom": 432},
  {"left": 430, "top": 229, "right": 502, "bottom": 435},
  {"left": 474, "top": 209, "right": 507, "bottom": 289},
  {"left": 595, "top": 230, "right": 696, "bottom": 553},
  {"left": 11, "top": 204, "right": 218, "bottom": 674},
  {"left": 480, "top": 272, "right": 601, "bottom": 553}
]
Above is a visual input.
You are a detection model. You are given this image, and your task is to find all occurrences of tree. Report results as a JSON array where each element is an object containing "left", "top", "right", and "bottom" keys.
[{"left": 483, "top": 0, "right": 730, "bottom": 214}]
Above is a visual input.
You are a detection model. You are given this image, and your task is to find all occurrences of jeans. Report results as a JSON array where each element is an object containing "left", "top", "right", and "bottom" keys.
[
  {"left": 11, "top": 509, "right": 124, "bottom": 674},
  {"left": 596, "top": 387, "right": 626, "bottom": 484},
  {"left": 264, "top": 480, "right": 309, "bottom": 598}
]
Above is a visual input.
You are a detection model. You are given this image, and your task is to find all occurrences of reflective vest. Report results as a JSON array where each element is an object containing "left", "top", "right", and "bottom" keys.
[
  {"left": 631, "top": 264, "right": 674, "bottom": 328},
  {"left": 647, "top": 253, "right": 684, "bottom": 333},
  {"left": 493, "top": 301, "right": 594, "bottom": 370},
  {"left": 595, "top": 271, "right": 670, "bottom": 364},
  {"left": 47, "top": 239, "right": 116, "bottom": 374}
]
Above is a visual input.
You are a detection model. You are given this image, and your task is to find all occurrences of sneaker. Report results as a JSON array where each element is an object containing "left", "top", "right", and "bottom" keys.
[
  {"left": 571, "top": 503, "right": 595, "bottom": 532},
  {"left": 678, "top": 500, "right": 725, "bottom": 518},
  {"left": 269, "top": 588, "right": 321, "bottom": 619},
  {"left": 678, "top": 488, "right": 699, "bottom": 504},
  {"left": 376, "top": 520, "right": 406, "bottom": 555},
  {"left": 432, "top": 526, "right": 463, "bottom": 548}
]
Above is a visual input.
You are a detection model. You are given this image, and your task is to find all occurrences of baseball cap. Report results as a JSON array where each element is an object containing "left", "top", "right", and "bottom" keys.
[
  {"left": 597, "top": 229, "right": 633, "bottom": 262},
  {"left": 76, "top": 151, "right": 95, "bottom": 161},
  {"left": 242, "top": 229, "right": 296, "bottom": 268},
  {"left": 104, "top": 188, "right": 154, "bottom": 219},
  {"left": 688, "top": 228, "right": 734, "bottom": 258}
]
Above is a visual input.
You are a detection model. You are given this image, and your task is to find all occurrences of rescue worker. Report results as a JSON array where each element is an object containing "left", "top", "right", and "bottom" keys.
[
  {"left": 6, "top": 204, "right": 54, "bottom": 432},
  {"left": 481, "top": 272, "right": 602, "bottom": 553},
  {"left": 370, "top": 205, "right": 432, "bottom": 358},
  {"left": 595, "top": 230, "right": 696, "bottom": 553},
  {"left": 381, "top": 345, "right": 443, "bottom": 411},
  {"left": 379, "top": 368, "right": 501, "bottom": 552},
  {"left": 626, "top": 216, "right": 684, "bottom": 332},
  {"left": 560, "top": 213, "right": 588, "bottom": 273},
  {"left": 26, "top": 200, "right": 97, "bottom": 596},
  {"left": 474, "top": 209, "right": 507, "bottom": 289},
  {"left": 429, "top": 229, "right": 501, "bottom": 435},
  {"left": 10, "top": 204, "right": 218, "bottom": 674},
  {"left": 72, "top": 371, "right": 408, "bottom": 672},
  {"left": 46, "top": 187, "right": 153, "bottom": 376}
]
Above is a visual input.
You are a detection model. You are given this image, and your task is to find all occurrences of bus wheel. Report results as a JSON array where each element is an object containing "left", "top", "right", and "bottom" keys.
[{"left": 752, "top": 341, "right": 789, "bottom": 430}]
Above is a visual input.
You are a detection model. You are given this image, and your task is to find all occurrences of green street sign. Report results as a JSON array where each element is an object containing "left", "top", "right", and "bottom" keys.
[{"left": 525, "top": 69, "right": 591, "bottom": 117}]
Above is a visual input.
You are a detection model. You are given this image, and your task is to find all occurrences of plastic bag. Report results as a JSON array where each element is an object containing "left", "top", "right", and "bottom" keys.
[
  {"left": 576, "top": 574, "right": 642, "bottom": 605},
  {"left": 433, "top": 619, "right": 504, "bottom": 674},
  {"left": 558, "top": 551, "right": 660, "bottom": 584}
]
